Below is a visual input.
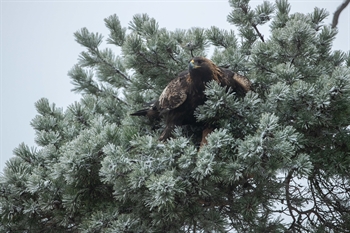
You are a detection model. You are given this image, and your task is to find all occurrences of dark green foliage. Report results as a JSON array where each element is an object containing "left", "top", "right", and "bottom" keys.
[{"left": 1, "top": 1, "right": 350, "bottom": 232}]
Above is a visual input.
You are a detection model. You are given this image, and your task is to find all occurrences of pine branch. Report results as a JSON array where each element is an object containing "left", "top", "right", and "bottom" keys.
[
  {"left": 137, "top": 51, "right": 167, "bottom": 69},
  {"left": 332, "top": 0, "right": 350, "bottom": 28},
  {"left": 95, "top": 48, "right": 130, "bottom": 83},
  {"left": 166, "top": 47, "right": 180, "bottom": 64},
  {"left": 95, "top": 87, "right": 129, "bottom": 106}
]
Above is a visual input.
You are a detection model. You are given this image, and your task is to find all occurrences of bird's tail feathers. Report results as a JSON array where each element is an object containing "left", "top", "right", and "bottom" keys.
[{"left": 130, "top": 108, "right": 150, "bottom": 116}]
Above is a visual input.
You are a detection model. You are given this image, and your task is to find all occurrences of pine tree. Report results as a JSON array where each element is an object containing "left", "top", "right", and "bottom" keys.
[{"left": 1, "top": 0, "right": 350, "bottom": 232}]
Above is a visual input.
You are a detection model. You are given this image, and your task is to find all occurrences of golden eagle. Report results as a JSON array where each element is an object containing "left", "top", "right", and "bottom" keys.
[{"left": 131, "top": 57, "right": 251, "bottom": 142}]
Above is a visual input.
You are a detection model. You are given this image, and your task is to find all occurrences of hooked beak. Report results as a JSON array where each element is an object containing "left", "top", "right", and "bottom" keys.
[{"left": 189, "top": 59, "right": 200, "bottom": 70}]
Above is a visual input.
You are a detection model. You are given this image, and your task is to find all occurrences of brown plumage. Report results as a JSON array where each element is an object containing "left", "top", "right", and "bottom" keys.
[{"left": 130, "top": 57, "right": 251, "bottom": 142}]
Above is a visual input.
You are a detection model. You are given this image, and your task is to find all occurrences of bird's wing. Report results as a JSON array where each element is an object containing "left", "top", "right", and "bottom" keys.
[
  {"left": 220, "top": 68, "right": 251, "bottom": 97},
  {"left": 158, "top": 72, "right": 189, "bottom": 111}
]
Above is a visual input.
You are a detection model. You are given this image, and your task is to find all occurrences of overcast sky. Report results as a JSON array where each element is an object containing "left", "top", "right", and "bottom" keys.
[{"left": 1, "top": 0, "right": 349, "bottom": 172}]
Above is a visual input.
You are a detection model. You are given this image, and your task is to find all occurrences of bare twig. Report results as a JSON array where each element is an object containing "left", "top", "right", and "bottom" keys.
[
  {"left": 252, "top": 24, "right": 265, "bottom": 42},
  {"left": 112, "top": 94, "right": 129, "bottom": 106},
  {"left": 285, "top": 169, "right": 297, "bottom": 229},
  {"left": 332, "top": 0, "right": 350, "bottom": 28}
]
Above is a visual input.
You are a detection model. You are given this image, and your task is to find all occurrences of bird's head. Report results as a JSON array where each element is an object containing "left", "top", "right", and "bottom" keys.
[
  {"left": 188, "top": 57, "right": 208, "bottom": 71},
  {"left": 188, "top": 57, "right": 220, "bottom": 82}
]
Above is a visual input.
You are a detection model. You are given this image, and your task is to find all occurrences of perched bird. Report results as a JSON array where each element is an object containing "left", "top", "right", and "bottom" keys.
[{"left": 131, "top": 57, "right": 251, "bottom": 142}]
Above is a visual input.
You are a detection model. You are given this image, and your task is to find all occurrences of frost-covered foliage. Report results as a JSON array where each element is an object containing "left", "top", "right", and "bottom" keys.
[{"left": 1, "top": 0, "right": 350, "bottom": 232}]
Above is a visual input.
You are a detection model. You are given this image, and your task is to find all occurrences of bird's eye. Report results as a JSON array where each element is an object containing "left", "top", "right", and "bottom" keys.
[{"left": 197, "top": 60, "right": 202, "bottom": 64}]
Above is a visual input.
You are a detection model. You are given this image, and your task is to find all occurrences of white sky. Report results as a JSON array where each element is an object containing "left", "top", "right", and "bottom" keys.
[{"left": 1, "top": 0, "right": 349, "bottom": 172}]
